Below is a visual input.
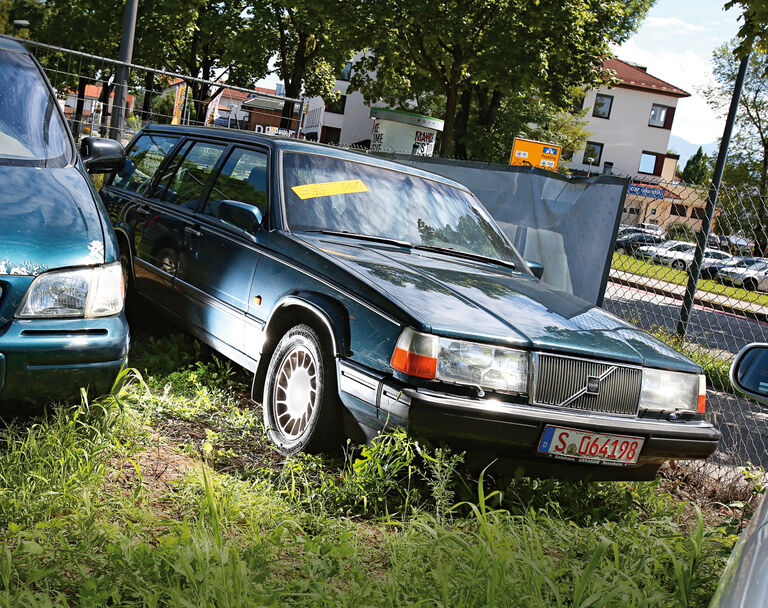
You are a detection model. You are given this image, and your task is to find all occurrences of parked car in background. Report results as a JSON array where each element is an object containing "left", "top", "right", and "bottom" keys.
[
  {"left": 101, "top": 124, "right": 720, "bottom": 479},
  {"left": 700, "top": 256, "right": 760, "bottom": 281},
  {"left": 636, "top": 240, "right": 693, "bottom": 263},
  {"left": 657, "top": 247, "right": 732, "bottom": 271},
  {"left": 614, "top": 232, "right": 665, "bottom": 256},
  {"left": 719, "top": 258, "right": 768, "bottom": 291},
  {"left": 0, "top": 38, "right": 129, "bottom": 405},
  {"left": 635, "top": 222, "right": 665, "bottom": 237},
  {"left": 710, "top": 343, "right": 768, "bottom": 606}
]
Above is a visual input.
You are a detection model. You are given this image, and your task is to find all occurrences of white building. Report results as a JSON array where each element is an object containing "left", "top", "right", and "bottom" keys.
[
  {"left": 302, "top": 61, "right": 377, "bottom": 146},
  {"left": 567, "top": 58, "right": 689, "bottom": 178}
]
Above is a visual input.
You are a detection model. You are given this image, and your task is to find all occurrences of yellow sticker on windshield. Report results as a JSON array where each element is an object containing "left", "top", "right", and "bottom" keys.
[{"left": 291, "top": 179, "right": 369, "bottom": 199}]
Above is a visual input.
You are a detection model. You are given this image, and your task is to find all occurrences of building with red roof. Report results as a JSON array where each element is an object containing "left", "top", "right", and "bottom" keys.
[{"left": 567, "top": 58, "right": 690, "bottom": 184}]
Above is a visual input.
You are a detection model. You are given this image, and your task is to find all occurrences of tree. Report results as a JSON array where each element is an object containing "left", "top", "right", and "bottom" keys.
[
  {"left": 245, "top": 0, "right": 355, "bottom": 129},
  {"left": 705, "top": 42, "right": 768, "bottom": 250},
  {"left": 679, "top": 147, "right": 712, "bottom": 185},
  {"left": 348, "top": 0, "right": 653, "bottom": 156},
  {"left": 725, "top": 0, "right": 768, "bottom": 57}
]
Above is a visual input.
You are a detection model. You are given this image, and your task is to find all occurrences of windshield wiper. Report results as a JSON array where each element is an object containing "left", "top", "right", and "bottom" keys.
[
  {"left": 412, "top": 244, "right": 517, "bottom": 270},
  {"left": 299, "top": 229, "right": 413, "bottom": 248}
]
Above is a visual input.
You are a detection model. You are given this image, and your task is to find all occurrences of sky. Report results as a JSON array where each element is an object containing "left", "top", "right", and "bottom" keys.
[{"left": 614, "top": 0, "right": 742, "bottom": 147}]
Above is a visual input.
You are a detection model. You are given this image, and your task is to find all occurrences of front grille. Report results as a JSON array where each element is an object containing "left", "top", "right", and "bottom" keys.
[{"left": 533, "top": 353, "right": 641, "bottom": 416}]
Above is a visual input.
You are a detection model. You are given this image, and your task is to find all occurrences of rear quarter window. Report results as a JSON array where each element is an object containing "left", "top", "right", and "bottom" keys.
[{"left": 111, "top": 133, "right": 178, "bottom": 194}]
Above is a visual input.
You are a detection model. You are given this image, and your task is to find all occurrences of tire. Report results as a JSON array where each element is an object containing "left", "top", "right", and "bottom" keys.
[
  {"left": 263, "top": 324, "right": 342, "bottom": 455},
  {"left": 744, "top": 278, "right": 758, "bottom": 292},
  {"left": 156, "top": 247, "right": 179, "bottom": 275},
  {"left": 672, "top": 260, "right": 686, "bottom": 271}
]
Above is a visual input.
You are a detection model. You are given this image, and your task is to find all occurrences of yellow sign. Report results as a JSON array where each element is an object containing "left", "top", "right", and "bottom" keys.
[
  {"left": 171, "top": 83, "right": 188, "bottom": 125},
  {"left": 291, "top": 180, "right": 369, "bottom": 200},
  {"left": 509, "top": 138, "right": 562, "bottom": 172}
]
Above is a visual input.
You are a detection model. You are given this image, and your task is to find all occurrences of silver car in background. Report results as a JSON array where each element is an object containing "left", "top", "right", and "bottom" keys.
[{"left": 719, "top": 259, "right": 768, "bottom": 291}]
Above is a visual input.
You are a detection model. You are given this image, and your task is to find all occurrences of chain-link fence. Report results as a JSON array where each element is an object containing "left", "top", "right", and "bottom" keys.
[
  {"left": 605, "top": 176, "right": 768, "bottom": 477},
  {"left": 3, "top": 35, "right": 304, "bottom": 147}
]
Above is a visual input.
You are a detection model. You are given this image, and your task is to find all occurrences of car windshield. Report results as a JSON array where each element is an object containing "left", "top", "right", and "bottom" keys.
[
  {"left": 0, "top": 47, "right": 71, "bottom": 167},
  {"left": 282, "top": 152, "right": 524, "bottom": 266},
  {"left": 669, "top": 243, "right": 694, "bottom": 252},
  {"left": 735, "top": 258, "right": 764, "bottom": 268}
]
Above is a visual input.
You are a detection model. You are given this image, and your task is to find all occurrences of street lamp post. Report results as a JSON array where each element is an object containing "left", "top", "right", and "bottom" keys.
[{"left": 12, "top": 19, "right": 29, "bottom": 36}]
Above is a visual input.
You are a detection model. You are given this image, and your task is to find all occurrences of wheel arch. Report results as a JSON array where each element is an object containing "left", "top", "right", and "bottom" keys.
[{"left": 251, "top": 294, "right": 350, "bottom": 401}]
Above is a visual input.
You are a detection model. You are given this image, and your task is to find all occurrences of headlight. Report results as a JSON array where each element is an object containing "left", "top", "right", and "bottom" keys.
[
  {"left": 390, "top": 328, "right": 528, "bottom": 394},
  {"left": 16, "top": 263, "right": 124, "bottom": 319},
  {"left": 640, "top": 368, "right": 706, "bottom": 413}
]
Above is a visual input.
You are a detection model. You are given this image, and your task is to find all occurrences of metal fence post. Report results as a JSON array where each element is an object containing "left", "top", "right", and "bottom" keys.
[
  {"left": 676, "top": 52, "right": 751, "bottom": 340},
  {"left": 109, "top": 0, "right": 138, "bottom": 141}
]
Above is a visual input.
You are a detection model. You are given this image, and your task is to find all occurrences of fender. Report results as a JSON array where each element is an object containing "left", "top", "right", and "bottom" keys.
[{"left": 263, "top": 292, "right": 351, "bottom": 358}]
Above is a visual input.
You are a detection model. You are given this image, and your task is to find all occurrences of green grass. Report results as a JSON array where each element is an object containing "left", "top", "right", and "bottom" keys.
[
  {"left": 612, "top": 253, "right": 768, "bottom": 308},
  {"left": 0, "top": 324, "right": 751, "bottom": 607}
]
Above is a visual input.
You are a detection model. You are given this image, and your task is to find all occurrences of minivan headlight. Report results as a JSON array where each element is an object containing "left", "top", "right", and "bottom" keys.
[
  {"left": 640, "top": 368, "right": 706, "bottom": 413},
  {"left": 16, "top": 263, "right": 124, "bottom": 319},
  {"left": 390, "top": 328, "right": 529, "bottom": 394}
]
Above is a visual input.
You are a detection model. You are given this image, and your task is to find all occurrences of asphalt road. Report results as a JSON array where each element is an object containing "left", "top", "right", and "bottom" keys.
[
  {"left": 602, "top": 281, "right": 768, "bottom": 470},
  {"left": 603, "top": 281, "right": 768, "bottom": 356}
]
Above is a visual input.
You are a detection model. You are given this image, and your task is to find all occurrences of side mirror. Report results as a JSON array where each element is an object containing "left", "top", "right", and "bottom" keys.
[
  {"left": 218, "top": 200, "right": 263, "bottom": 234},
  {"left": 526, "top": 260, "right": 544, "bottom": 279},
  {"left": 80, "top": 137, "right": 125, "bottom": 173},
  {"left": 730, "top": 343, "right": 768, "bottom": 406}
]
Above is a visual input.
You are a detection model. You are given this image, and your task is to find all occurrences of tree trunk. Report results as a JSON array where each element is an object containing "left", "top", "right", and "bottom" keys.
[
  {"left": 99, "top": 79, "right": 113, "bottom": 135},
  {"left": 453, "top": 87, "right": 472, "bottom": 159},
  {"left": 141, "top": 71, "right": 154, "bottom": 121},
  {"left": 440, "top": 83, "right": 459, "bottom": 156},
  {"left": 72, "top": 77, "right": 88, "bottom": 138}
]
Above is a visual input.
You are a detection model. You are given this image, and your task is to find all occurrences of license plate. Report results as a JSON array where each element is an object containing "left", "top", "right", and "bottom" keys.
[{"left": 537, "top": 425, "right": 644, "bottom": 466}]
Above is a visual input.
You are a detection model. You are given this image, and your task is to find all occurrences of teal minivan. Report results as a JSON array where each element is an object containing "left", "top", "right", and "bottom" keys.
[{"left": 0, "top": 37, "right": 129, "bottom": 404}]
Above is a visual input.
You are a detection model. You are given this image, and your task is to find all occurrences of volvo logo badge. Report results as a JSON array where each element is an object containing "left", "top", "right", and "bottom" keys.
[{"left": 586, "top": 376, "right": 600, "bottom": 395}]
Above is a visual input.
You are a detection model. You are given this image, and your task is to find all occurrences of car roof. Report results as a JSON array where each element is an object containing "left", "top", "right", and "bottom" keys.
[
  {"left": 0, "top": 37, "right": 29, "bottom": 54},
  {"left": 142, "top": 124, "right": 468, "bottom": 191}
]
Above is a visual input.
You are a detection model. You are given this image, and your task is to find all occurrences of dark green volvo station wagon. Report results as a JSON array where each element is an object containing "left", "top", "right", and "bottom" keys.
[
  {"left": 0, "top": 38, "right": 128, "bottom": 405},
  {"left": 102, "top": 124, "right": 720, "bottom": 480}
]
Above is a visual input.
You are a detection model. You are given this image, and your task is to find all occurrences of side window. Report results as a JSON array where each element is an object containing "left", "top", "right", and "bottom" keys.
[
  {"left": 204, "top": 148, "right": 268, "bottom": 219},
  {"left": 112, "top": 134, "right": 179, "bottom": 194},
  {"left": 154, "top": 140, "right": 225, "bottom": 209}
]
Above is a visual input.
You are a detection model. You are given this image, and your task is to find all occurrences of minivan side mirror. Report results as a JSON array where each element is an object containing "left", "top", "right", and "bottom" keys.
[
  {"left": 730, "top": 343, "right": 768, "bottom": 406},
  {"left": 526, "top": 260, "right": 544, "bottom": 279},
  {"left": 80, "top": 137, "right": 125, "bottom": 173},
  {"left": 218, "top": 200, "right": 263, "bottom": 234}
]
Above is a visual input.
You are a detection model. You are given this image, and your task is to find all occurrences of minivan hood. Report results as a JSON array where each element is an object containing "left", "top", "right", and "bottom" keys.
[
  {"left": 0, "top": 165, "right": 105, "bottom": 275},
  {"left": 299, "top": 234, "right": 699, "bottom": 372}
]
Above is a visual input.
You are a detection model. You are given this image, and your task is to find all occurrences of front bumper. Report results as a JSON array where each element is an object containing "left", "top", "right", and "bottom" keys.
[
  {"left": 338, "top": 362, "right": 721, "bottom": 481},
  {"left": 0, "top": 314, "right": 130, "bottom": 404}
]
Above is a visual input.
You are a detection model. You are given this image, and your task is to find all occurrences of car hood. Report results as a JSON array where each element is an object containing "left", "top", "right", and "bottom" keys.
[
  {"left": 298, "top": 234, "right": 698, "bottom": 372},
  {"left": 0, "top": 165, "right": 105, "bottom": 275}
]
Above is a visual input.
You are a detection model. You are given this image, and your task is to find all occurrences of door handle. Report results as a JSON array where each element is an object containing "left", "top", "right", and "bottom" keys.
[{"left": 184, "top": 226, "right": 203, "bottom": 238}]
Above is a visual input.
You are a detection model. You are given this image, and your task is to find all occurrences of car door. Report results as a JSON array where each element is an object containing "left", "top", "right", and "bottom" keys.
[
  {"left": 101, "top": 131, "right": 181, "bottom": 295},
  {"left": 132, "top": 138, "right": 227, "bottom": 314},
  {"left": 178, "top": 145, "right": 270, "bottom": 357}
]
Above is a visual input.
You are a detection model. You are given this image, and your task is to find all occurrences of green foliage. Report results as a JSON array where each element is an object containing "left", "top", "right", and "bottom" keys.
[
  {"left": 725, "top": 0, "right": 768, "bottom": 57},
  {"left": 0, "top": 330, "right": 742, "bottom": 605},
  {"left": 667, "top": 221, "right": 697, "bottom": 242},
  {"left": 348, "top": 0, "right": 654, "bottom": 155},
  {"left": 680, "top": 147, "right": 713, "bottom": 186}
]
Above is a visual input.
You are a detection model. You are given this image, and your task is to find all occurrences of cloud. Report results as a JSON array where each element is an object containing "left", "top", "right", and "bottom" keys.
[
  {"left": 613, "top": 40, "right": 722, "bottom": 144},
  {"left": 644, "top": 16, "right": 709, "bottom": 33}
]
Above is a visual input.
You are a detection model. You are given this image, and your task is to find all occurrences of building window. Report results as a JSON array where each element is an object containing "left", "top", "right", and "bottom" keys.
[
  {"left": 691, "top": 207, "right": 707, "bottom": 220},
  {"left": 583, "top": 141, "right": 603, "bottom": 166},
  {"left": 592, "top": 94, "right": 613, "bottom": 119},
  {"left": 638, "top": 151, "right": 664, "bottom": 176},
  {"left": 340, "top": 62, "right": 352, "bottom": 81},
  {"left": 671, "top": 204, "right": 688, "bottom": 217},
  {"left": 320, "top": 126, "right": 341, "bottom": 144},
  {"left": 325, "top": 95, "right": 347, "bottom": 115},
  {"left": 624, "top": 207, "right": 640, "bottom": 215},
  {"left": 649, "top": 103, "right": 675, "bottom": 129}
]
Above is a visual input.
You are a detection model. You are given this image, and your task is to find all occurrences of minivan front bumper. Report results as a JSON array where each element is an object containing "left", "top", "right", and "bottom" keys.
[
  {"left": 0, "top": 314, "right": 130, "bottom": 404},
  {"left": 338, "top": 361, "right": 721, "bottom": 481}
]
